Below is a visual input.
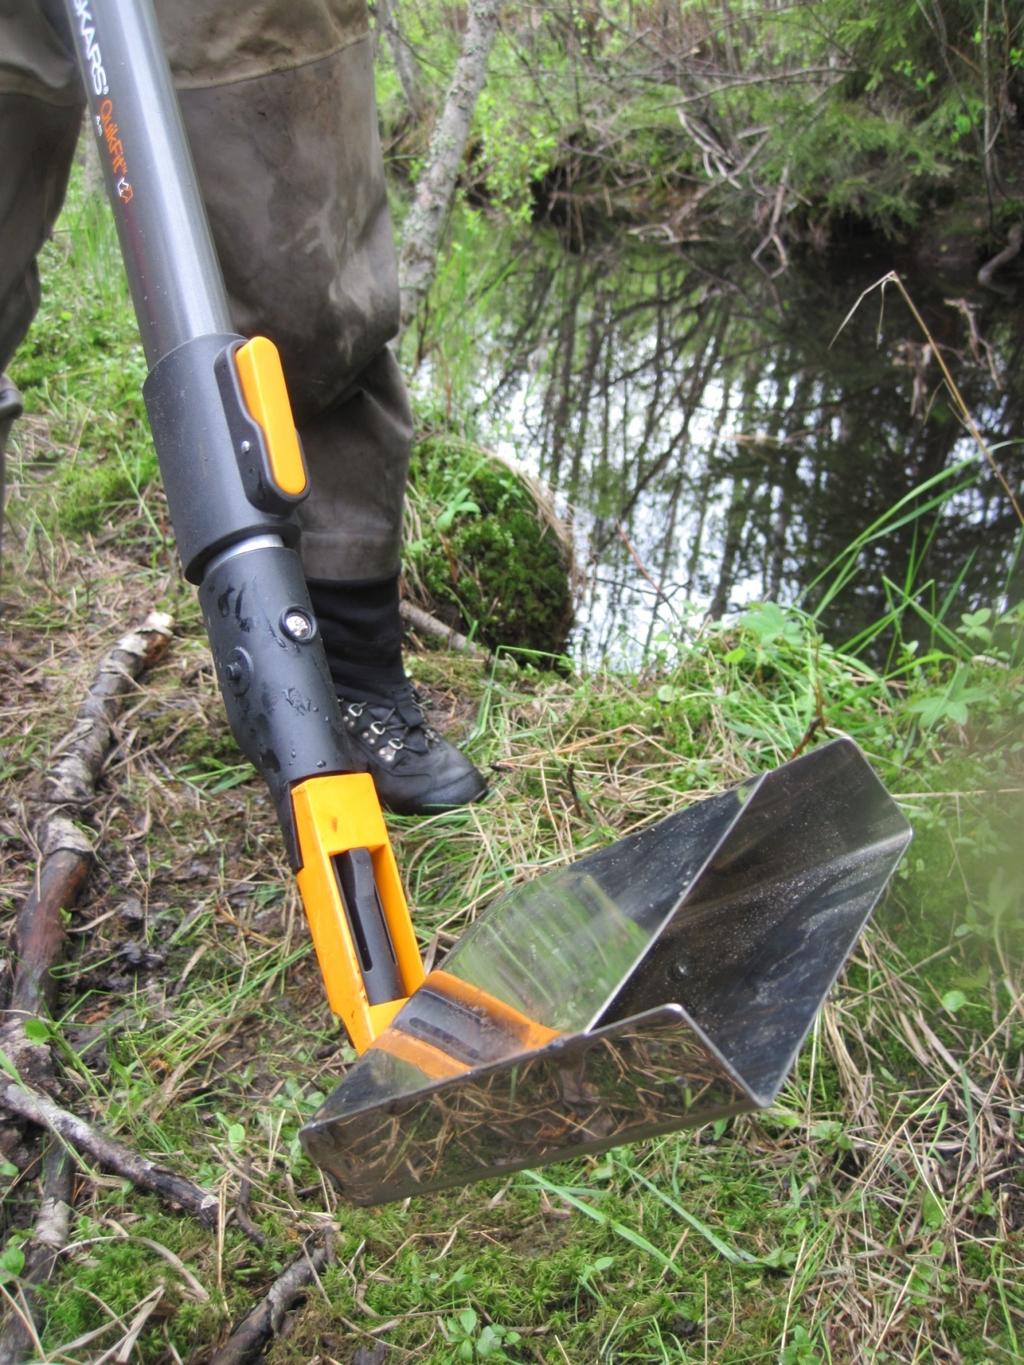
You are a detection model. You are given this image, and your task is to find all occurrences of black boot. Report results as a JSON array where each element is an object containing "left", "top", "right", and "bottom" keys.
[
  {"left": 334, "top": 679, "right": 488, "bottom": 815},
  {"left": 307, "top": 576, "right": 488, "bottom": 815}
]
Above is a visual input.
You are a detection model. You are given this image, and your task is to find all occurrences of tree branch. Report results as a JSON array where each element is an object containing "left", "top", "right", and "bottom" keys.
[
  {"left": 0, "top": 1075, "right": 220, "bottom": 1229},
  {"left": 0, "top": 1143, "right": 73, "bottom": 1365},
  {"left": 376, "top": 0, "right": 426, "bottom": 119},
  {"left": 400, "top": 598, "right": 487, "bottom": 658},
  {"left": 209, "top": 1231, "right": 335, "bottom": 1364},
  {"left": 7, "top": 610, "right": 175, "bottom": 1021}
]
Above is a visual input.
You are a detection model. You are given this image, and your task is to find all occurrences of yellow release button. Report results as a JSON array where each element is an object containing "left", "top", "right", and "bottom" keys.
[{"left": 234, "top": 336, "right": 308, "bottom": 497}]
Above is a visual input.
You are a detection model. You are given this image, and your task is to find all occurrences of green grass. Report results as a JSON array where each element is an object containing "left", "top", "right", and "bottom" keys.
[
  {"left": 9, "top": 169, "right": 157, "bottom": 543},
  {"left": 0, "top": 159, "right": 1021, "bottom": 1364}
]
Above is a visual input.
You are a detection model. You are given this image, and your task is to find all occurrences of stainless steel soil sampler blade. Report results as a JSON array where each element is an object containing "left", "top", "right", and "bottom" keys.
[{"left": 301, "top": 739, "right": 912, "bottom": 1203}]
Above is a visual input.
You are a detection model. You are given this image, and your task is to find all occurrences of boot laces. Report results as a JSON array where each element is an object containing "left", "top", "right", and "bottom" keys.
[{"left": 341, "top": 686, "right": 439, "bottom": 762}]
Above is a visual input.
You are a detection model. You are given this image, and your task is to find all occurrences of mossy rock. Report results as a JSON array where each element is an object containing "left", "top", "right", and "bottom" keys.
[{"left": 405, "top": 434, "right": 574, "bottom": 656}]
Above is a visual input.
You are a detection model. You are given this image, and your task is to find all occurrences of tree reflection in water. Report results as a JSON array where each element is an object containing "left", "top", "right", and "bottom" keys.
[{"left": 409, "top": 225, "right": 1023, "bottom": 665}]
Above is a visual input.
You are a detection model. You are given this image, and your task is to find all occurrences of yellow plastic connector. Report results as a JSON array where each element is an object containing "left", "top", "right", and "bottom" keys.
[
  {"left": 235, "top": 335, "right": 308, "bottom": 498},
  {"left": 291, "top": 772, "right": 424, "bottom": 1053},
  {"left": 371, "top": 970, "right": 561, "bottom": 1080}
]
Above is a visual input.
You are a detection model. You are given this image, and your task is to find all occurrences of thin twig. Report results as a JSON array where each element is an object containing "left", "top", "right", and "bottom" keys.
[
  {"left": 977, "top": 221, "right": 1022, "bottom": 289},
  {"left": 616, "top": 523, "right": 680, "bottom": 622},
  {"left": 831, "top": 271, "right": 1023, "bottom": 526},
  {"left": 209, "top": 1230, "right": 335, "bottom": 1365},
  {"left": 231, "top": 1155, "right": 266, "bottom": 1247}
]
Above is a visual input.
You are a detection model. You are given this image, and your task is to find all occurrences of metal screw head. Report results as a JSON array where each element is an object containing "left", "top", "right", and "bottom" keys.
[
  {"left": 281, "top": 608, "right": 315, "bottom": 642},
  {"left": 224, "top": 647, "right": 252, "bottom": 693},
  {"left": 239, "top": 440, "right": 252, "bottom": 455}
]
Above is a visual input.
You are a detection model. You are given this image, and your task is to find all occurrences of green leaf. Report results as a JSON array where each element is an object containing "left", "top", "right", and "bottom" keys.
[
  {"left": 23, "top": 1019, "right": 50, "bottom": 1044},
  {"left": 458, "top": 1307, "right": 478, "bottom": 1335},
  {"left": 769, "top": 1108, "right": 802, "bottom": 1129},
  {"left": 922, "top": 1189, "right": 945, "bottom": 1229},
  {"left": 941, "top": 989, "right": 968, "bottom": 1014},
  {"left": 0, "top": 1160, "right": 19, "bottom": 1179},
  {"left": 810, "top": 1118, "right": 844, "bottom": 1142},
  {"left": 0, "top": 1245, "right": 26, "bottom": 1282},
  {"left": 907, "top": 670, "right": 990, "bottom": 728},
  {"left": 436, "top": 494, "right": 480, "bottom": 533},
  {"left": 741, "top": 602, "right": 788, "bottom": 641}
]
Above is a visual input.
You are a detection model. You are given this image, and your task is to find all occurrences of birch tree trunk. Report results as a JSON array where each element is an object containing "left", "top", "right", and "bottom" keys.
[
  {"left": 376, "top": 0, "right": 425, "bottom": 119},
  {"left": 398, "top": 0, "right": 502, "bottom": 328}
]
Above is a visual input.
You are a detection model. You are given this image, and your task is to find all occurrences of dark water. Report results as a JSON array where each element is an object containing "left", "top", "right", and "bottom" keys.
[{"left": 409, "top": 224, "right": 1024, "bottom": 666}]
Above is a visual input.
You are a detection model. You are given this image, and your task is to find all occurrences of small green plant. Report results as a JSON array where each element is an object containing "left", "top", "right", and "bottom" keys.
[
  {"left": 906, "top": 664, "right": 993, "bottom": 729},
  {"left": 442, "top": 1306, "right": 523, "bottom": 1361},
  {"left": 0, "top": 1243, "right": 26, "bottom": 1285},
  {"left": 779, "top": 1324, "right": 824, "bottom": 1364}
]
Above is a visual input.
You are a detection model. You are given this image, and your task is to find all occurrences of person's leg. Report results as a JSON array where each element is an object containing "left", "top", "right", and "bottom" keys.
[
  {"left": 0, "top": 2, "right": 84, "bottom": 560},
  {"left": 158, "top": 0, "right": 485, "bottom": 809}
]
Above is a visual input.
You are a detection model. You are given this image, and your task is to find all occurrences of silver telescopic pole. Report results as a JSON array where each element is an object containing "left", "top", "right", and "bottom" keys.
[
  {"left": 63, "top": 0, "right": 232, "bottom": 364},
  {"left": 56, "top": 0, "right": 362, "bottom": 849},
  {"left": 58, "top": 6, "right": 404, "bottom": 996}
]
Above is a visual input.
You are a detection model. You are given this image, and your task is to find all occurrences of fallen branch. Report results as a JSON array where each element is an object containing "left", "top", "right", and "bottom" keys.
[
  {"left": 7, "top": 610, "right": 175, "bottom": 1020},
  {"left": 400, "top": 598, "right": 487, "bottom": 658},
  {"left": 2, "top": 608, "right": 177, "bottom": 1167},
  {"left": 209, "top": 1231, "right": 335, "bottom": 1365},
  {"left": 0, "top": 1142, "right": 73, "bottom": 1365},
  {"left": 0, "top": 612, "right": 200, "bottom": 1355},
  {"left": 2, "top": 609, "right": 176, "bottom": 1160},
  {"left": 0, "top": 1075, "right": 219, "bottom": 1229}
]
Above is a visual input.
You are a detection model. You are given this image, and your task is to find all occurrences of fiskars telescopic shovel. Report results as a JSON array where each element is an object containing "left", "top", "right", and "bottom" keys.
[
  {"left": 66, "top": 0, "right": 912, "bottom": 1206},
  {"left": 64, "top": 0, "right": 427, "bottom": 1058}
]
